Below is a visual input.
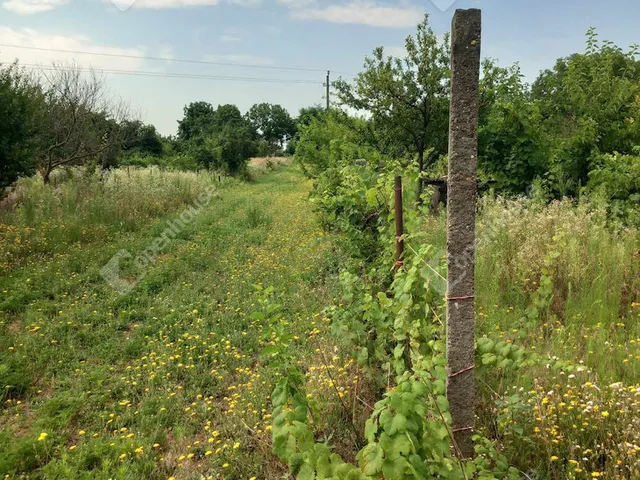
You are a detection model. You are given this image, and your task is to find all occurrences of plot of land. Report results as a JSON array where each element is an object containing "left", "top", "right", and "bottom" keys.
[{"left": 0, "top": 167, "right": 346, "bottom": 479}]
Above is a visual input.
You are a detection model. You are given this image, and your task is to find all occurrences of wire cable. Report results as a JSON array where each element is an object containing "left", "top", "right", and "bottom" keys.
[
  {"left": 20, "top": 63, "right": 324, "bottom": 84},
  {"left": 0, "top": 43, "right": 332, "bottom": 73}
]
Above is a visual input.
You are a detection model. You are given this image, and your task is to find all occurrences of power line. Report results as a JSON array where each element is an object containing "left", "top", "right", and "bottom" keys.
[
  {"left": 0, "top": 43, "right": 358, "bottom": 77},
  {"left": 0, "top": 43, "right": 336, "bottom": 74},
  {"left": 20, "top": 63, "right": 323, "bottom": 84}
]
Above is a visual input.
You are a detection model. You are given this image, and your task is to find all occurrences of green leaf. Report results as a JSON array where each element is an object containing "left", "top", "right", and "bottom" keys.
[
  {"left": 297, "top": 462, "right": 316, "bottom": 480},
  {"left": 364, "top": 418, "right": 378, "bottom": 443},
  {"left": 359, "top": 443, "right": 384, "bottom": 475},
  {"left": 261, "top": 346, "right": 279, "bottom": 356},
  {"left": 481, "top": 353, "right": 497, "bottom": 365},
  {"left": 365, "top": 188, "right": 378, "bottom": 207},
  {"left": 388, "top": 413, "right": 408, "bottom": 435},
  {"left": 393, "top": 344, "right": 405, "bottom": 360},
  {"left": 382, "top": 457, "right": 410, "bottom": 479}
]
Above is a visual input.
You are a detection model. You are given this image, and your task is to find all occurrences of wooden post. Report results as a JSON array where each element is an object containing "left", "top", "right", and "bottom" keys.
[
  {"left": 394, "top": 176, "right": 404, "bottom": 270},
  {"left": 446, "top": 8, "right": 481, "bottom": 459}
]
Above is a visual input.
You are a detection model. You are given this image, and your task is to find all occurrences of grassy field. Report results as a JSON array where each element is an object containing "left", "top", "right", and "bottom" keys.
[
  {"left": 0, "top": 165, "right": 352, "bottom": 479},
  {"left": 2, "top": 163, "right": 640, "bottom": 479}
]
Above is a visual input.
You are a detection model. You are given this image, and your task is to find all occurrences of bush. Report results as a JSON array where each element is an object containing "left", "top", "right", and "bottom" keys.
[
  {"left": 0, "top": 63, "right": 43, "bottom": 191},
  {"left": 586, "top": 150, "right": 640, "bottom": 226}
]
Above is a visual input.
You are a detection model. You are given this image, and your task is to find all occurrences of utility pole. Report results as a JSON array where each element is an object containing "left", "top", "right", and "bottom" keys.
[
  {"left": 325, "top": 70, "right": 330, "bottom": 111},
  {"left": 446, "top": 8, "right": 481, "bottom": 459}
]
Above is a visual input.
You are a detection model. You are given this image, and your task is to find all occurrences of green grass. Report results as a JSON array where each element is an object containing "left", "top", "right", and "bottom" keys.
[
  {"left": 3, "top": 165, "right": 640, "bottom": 480},
  {"left": 0, "top": 166, "right": 348, "bottom": 479}
]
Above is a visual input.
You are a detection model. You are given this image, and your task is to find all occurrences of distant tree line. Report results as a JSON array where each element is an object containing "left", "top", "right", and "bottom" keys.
[
  {"left": 3, "top": 17, "right": 639, "bottom": 225},
  {"left": 298, "top": 17, "right": 639, "bottom": 224},
  {"left": 0, "top": 62, "right": 305, "bottom": 190}
]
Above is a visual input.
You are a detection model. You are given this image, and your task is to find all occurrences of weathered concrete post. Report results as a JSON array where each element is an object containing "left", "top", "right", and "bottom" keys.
[
  {"left": 446, "top": 8, "right": 481, "bottom": 459},
  {"left": 394, "top": 176, "right": 404, "bottom": 271}
]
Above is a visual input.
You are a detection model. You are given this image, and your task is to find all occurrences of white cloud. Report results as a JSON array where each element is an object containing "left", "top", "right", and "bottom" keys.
[
  {"left": 202, "top": 53, "right": 274, "bottom": 66},
  {"left": 2, "top": 0, "right": 68, "bottom": 14},
  {"left": 292, "top": 1, "right": 423, "bottom": 28},
  {"left": 108, "top": 0, "right": 220, "bottom": 11},
  {"left": 0, "top": 26, "right": 146, "bottom": 71}
]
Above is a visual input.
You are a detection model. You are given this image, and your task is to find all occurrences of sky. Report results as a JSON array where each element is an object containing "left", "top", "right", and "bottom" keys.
[{"left": 1, "top": 0, "right": 639, "bottom": 136}]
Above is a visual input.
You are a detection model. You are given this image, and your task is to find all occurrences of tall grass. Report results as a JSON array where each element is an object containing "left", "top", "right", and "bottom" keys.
[
  {"left": 419, "top": 196, "right": 640, "bottom": 382},
  {"left": 0, "top": 167, "right": 230, "bottom": 272}
]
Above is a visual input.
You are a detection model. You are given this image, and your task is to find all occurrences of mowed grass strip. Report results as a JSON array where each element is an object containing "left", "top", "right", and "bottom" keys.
[{"left": 0, "top": 166, "right": 342, "bottom": 479}]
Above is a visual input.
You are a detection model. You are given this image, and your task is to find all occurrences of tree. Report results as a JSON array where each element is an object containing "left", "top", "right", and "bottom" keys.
[
  {"left": 177, "top": 103, "right": 256, "bottom": 173},
  {"left": 37, "top": 63, "right": 130, "bottom": 183},
  {"left": 0, "top": 63, "right": 43, "bottom": 190},
  {"left": 121, "top": 120, "right": 164, "bottom": 157},
  {"left": 177, "top": 101, "right": 215, "bottom": 141},
  {"left": 296, "top": 105, "right": 326, "bottom": 128},
  {"left": 532, "top": 29, "right": 640, "bottom": 195},
  {"left": 214, "top": 104, "right": 245, "bottom": 130},
  {"left": 477, "top": 60, "right": 550, "bottom": 194},
  {"left": 246, "top": 103, "right": 296, "bottom": 152},
  {"left": 334, "top": 14, "right": 450, "bottom": 200}
]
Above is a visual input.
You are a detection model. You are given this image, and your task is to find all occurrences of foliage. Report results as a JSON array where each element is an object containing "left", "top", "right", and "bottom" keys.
[
  {"left": 0, "top": 167, "right": 340, "bottom": 478},
  {"left": 0, "top": 63, "right": 43, "bottom": 191},
  {"left": 294, "top": 65, "right": 640, "bottom": 477},
  {"left": 478, "top": 61, "right": 550, "bottom": 194},
  {"left": 37, "top": 64, "right": 131, "bottom": 183},
  {"left": 246, "top": 102, "right": 296, "bottom": 152},
  {"left": 586, "top": 150, "right": 640, "bottom": 226},
  {"left": 120, "top": 120, "right": 164, "bottom": 158},
  {"left": 177, "top": 101, "right": 216, "bottom": 141},
  {"left": 334, "top": 14, "right": 450, "bottom": 200},
  {"left": 175, "top": 103, "right": 258, "bottom": 173},
  {"left": 532, "top": 29, "right": 640, "bottom": 196}
]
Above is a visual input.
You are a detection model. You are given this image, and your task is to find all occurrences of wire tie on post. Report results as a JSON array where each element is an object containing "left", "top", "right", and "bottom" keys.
[
  {"left": 448, "top": 365, "right": 475, "bottom": 379},
  {"left": 451, "top": 426, "right": 474, "bottom": 433},
  {"left": 446, "top": 295, "right": 475, "bottom": 302}
]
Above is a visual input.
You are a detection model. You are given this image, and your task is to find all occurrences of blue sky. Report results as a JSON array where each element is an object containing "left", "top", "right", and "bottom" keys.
[{"left": 1, "top": 0, "right": 638, "bottom": 135}]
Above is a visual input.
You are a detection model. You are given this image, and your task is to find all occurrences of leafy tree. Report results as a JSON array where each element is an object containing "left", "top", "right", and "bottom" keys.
[
  {"left": 334, "top": 14, "right": 450, "bottom": 200},
  {"left": 213, "top": 104, "right": 246, "bottom": 130},
  {"left": 177, "top": 101, "right": 215, "bottom": 141},
  {"left": 296, "top": 105, "right": 326, "bottom": 128},
  {"left": 246, "top": 103, "right": 296, "bottom": 152},
  {"left": 0, "top": 63, "right": 43, "bottom": 190},
  {"left": 121, "top": 120, "right": 164, "bottom": 157},
  {"left": 587, "top": 150, "right": 640, "bottom": 226},
  {"left": 532, "top": 29, "right": 640, "bottom": 195},
  {"left": 177, "top": 103, "right": 256, "bottom": 173},
  {"left": 478, "top": 60, "right": 550, "bottom": 194},
  {"left": 211, "top": 123, "right": 257, "bottom": 173}
]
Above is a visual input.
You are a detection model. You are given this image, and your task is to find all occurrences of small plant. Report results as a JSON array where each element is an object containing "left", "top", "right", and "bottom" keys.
[{"left": 245, "top": 204, "right": 272, "bottom": 228}]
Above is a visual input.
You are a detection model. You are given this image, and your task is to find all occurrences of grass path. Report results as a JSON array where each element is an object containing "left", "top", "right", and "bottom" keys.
[{"left": 0, "top": 166, "right": 343, "bottom": 479}]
